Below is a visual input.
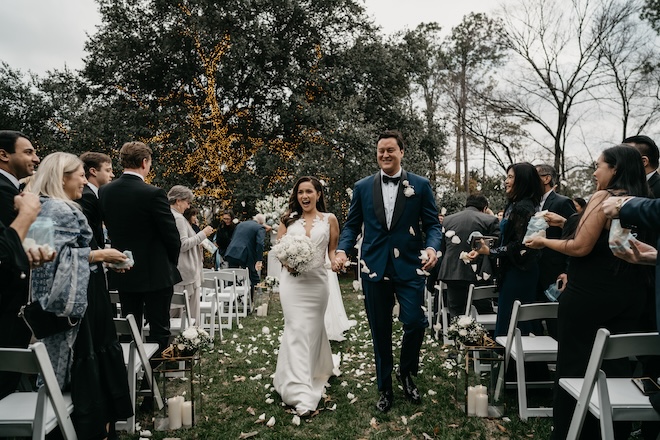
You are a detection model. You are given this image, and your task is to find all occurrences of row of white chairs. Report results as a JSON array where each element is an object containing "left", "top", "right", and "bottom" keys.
[{"left": 0, "top": 313, "right": 161, "bottom": 439}]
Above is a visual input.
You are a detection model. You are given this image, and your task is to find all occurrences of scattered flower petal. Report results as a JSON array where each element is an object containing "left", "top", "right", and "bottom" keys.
[
  {"left": 409, "top": 226, "right": 416, "bottom": 236},
  {"left": 483, "top": 272, "right": 491, "bottom": 280},
  {"left": 369, "top": 272, "right": 377, "bottom": 278},
  {"left": 451, "top": 235, "right": 461, "bottom": 244},
  {"left": 292, "top": 415, "right": 301, "bottom": 426},
  {"left": 445, "top": 230, "right": 456, "bottom": 238},
  {"left": 370, "top": 417, "right": 379, "bottom": 428},
  {"left": 347, "top": 392, "right": 355, "bottom": 399},
  {"left": 266, "top": 416, "right": 276, "bottom": 427},
  {"left": 393, "top": 248, "right": 400, "bottom": 258},
  {"left": 262, "top": 326, "right": 270, "bottom": 335}
]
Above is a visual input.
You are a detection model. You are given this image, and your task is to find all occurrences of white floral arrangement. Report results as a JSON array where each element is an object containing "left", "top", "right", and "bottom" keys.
[
  {"left": 447, "top": 315, "right": 486, "bottom": 346},
  {"left": 256, "top": 195, "right": 288, "bottom": 232},
  {"left": 264, "top": 276, "right": 279, "bottom": 288},
  {"left": 270, "top": 233, "right": 315, "bottom": 276},
  {"left": 174, "top": 326, "right": 213, "bottom": 353}
]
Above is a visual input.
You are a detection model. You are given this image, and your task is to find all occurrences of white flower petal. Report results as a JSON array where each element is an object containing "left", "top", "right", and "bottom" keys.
[
  {"left": 368, "top": 272, "right": 377, "bottom": 278},
  {"left": 483, "top": 272, "right": 491, "bottom": 280},
  {"left": 451, "top": 235, "right": 461, "bottom": 244},
  {"left": 471, "top": 264, "right": 477, "bottom": 272},
  {"left": 409, "top": 226, "right": 416, "bottom": 236},
  {"left": 266, "top": 416, "right": 276, "bottom": 427},
  {"left": 445, "top": 230, "right": 456, "bottom": 238},
  {"left": 292, "top": 415, "right": 301, "bottom": 426},
  {"left": 393, "top": 248, "right": 400, "bottom": 258}
]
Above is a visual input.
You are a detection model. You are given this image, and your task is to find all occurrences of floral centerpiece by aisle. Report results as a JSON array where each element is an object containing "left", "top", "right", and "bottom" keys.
[
  {"left": 447, "top": 315, "right": 487, "bottom": 347},
  {"left": 173, "top": 326, "right": 213, "bottom": 356},
  {"left": 270, "top": 234, "right": 315, "bottom": 276},
  {"left": 263, "top": 276, "right": 279, "bottom": 288}
]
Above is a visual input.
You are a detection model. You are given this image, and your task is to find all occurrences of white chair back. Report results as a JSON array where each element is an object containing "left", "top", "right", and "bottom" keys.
[
  {"left": 0, "top": 342, "right": 77, "bottom": 439},
  {"left": 563, "top": 329, "right": 660, "bottom": 439}
]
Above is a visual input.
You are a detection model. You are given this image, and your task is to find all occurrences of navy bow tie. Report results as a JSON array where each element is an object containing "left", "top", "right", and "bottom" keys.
[{"left": 382, "top": 175, "right": 400, "bottom": 185}]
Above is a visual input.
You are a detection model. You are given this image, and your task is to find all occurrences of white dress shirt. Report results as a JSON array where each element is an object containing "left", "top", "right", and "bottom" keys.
[{"left": 381, "top": 169, "right": 402, "bottom": 229}]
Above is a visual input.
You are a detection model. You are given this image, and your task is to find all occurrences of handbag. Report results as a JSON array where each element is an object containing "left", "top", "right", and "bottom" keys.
[
  {"left": 17, "top": 270, "right": 79, "bottom": 339},
  {"left": 18, "top": 301, "right": 79, "bottom": 339}
]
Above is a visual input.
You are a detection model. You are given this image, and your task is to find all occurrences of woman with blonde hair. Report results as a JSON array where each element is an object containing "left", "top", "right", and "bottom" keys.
[{"left": 30, "top": 152, "right": 132, "bottom": 439}]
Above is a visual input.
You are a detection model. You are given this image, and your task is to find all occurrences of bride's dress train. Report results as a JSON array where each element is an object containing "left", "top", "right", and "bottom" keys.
[
  {"left": 273, "top": 214, "right": 337, "bottom": 415},
  {"left": 324, "top": 269, "right": 357, "bottom": 341}
]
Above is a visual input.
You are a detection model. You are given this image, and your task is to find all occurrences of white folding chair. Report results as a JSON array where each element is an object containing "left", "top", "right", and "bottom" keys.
[
  {"left": 210, "top": 271, "right": 239, "bottom": 328},
  {"left": 199, "top": 277, "right": 222, "bottom": 340},
  {"left": 434, "top": 283, "right": 452, "bottom": 345},
  {"left": 225, "top": 268, "right": 251, "bottom": 318},
  {"left": 493, "top": 300, "right": 558, "bottom": 420},
  {"left": 465, "top": 284, "right": 498, "bottom": 331},
  {"left": 561, "top": 329, "right": 660, "bottom": 439},
  {"left": 465, "top": 284, "right": 499, "bottom": 372},
  {"left": 0, "top": 342, "right": 76, "bottom": 439},
  {"left": 114, "top": 314, "right": 163, "bottom": 433}
]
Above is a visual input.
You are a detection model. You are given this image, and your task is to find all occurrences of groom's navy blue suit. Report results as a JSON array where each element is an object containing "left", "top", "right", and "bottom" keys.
[{"left": 338, "top": 170, "right": 442, "bottom": 392}]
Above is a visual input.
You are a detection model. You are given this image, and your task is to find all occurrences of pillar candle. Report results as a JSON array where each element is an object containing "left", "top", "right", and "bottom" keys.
[
  {"left": 181, "top": 401, "right": 193, "bottom": 427},
  {"left": 474, "top": 384, "right": 487, "bottom": 396},
  {"left": 467, "top": 386, "right": 477, "bottom": 415},
  {"left": 168, "top": 396, "right": 182, "bottom": 430},
  {"left": 476, "top": 393, "right": 489, "bottom": 417}
]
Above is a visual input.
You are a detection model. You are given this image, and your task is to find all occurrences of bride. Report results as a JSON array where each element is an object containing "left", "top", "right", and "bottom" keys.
[{"left": 273, "top": 176, "right": 340, "bottom": 416}]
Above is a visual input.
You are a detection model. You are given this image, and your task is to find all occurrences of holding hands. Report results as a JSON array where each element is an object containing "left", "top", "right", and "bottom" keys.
[
  {"left": 602, "top": 196, "right": 631, "bottom": 219},
  {"left": 332, "top": 252, "right": 348, "bottom": 273}
]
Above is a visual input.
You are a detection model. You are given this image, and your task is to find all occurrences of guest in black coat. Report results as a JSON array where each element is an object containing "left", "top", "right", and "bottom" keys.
[
  {"left": 78, "top": 152, "right": 115, "bottom": 248},
  {"left": 0, "top": 130, "right": 44, "bottom": 398},
  {"left": 99, "top": 141, "right": 182, "bottom": 354}
]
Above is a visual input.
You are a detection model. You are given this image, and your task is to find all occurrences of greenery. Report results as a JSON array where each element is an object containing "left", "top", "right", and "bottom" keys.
[{"left": 120, "top": 278, "right": 553, "bottom": 439}]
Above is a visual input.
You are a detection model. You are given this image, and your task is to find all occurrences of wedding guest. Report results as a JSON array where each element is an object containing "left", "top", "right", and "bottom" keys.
[
  {"left": 0, "top": 130, "right": 43, "bottom": 399},
  {"left": 184, "top": 206, "right": 201, "bottom": 233},
  {"left": 273, "top": 176, "right": 340, "bottom": 416},
  {"left": 623, "top": 134, "right": 660, "bottom": 198},
  {"left": 526, "top": 145, "right": 651, "bottom": 439},
  {"left": 214, "top": 210, "right": 235, "bottom": 269},
  {"left": 30, "top": 152, "right": 133, "bottom": 439},
  {"left": 78, "top": 152, "right": 114, "bottom": 247},
  {"left": 469, "top": 162, "right": 543, "bottom": 337},
  {"left": 572, "top": 197, "right": 587, "bottom": 214},
  {"left": 438, "top": 193, "right": 499, "bottom": 318},
  {"left": 168, "top": 185, "right": 213, "bottom": 324},
  {"left": 225, "top": 213, "right": 265, "bottom": 303},
  {"left": 99, "top": 141, "right": 182, "bottom": 357}
]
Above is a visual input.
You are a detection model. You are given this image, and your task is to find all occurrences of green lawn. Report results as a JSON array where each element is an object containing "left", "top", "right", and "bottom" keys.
[{"left": 120, "top": 278, "right": 553, "bottom": 439}]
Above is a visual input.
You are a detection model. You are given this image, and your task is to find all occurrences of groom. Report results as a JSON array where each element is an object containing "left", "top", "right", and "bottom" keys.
[{"left": 333, "top": 130, "right": 442, "bottom": 412}]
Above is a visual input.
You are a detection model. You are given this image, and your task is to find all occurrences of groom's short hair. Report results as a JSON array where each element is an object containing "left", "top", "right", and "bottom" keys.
[{"left": 377, "top": 130, "right": 405, "bottom": 150}]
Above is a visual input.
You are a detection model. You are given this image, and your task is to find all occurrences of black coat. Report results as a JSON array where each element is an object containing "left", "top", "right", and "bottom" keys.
[
  {"left": 99, "top": 174, "right": 182, "bottom": 292},
  {"left": 77, "top": 184, "right": 104, "bottom": 248}
]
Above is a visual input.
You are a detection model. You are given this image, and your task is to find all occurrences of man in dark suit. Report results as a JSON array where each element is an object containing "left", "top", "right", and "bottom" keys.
[
  {"left": 437, "top": 193, "right": 500, "bottom": 318},
  {"left": 535, "top": 164, "right": 576, "bottom": 311},
  {"left": 78, "top": 152, "right": 115, "bottom": 248},
  {"left": 0, "top": 130, "right": 41, "bottom": 398},
  {"left": 624, "top": 135, "right": 660, "bottom": 198},
  {"left": 99, "top": 141, "right": 181, "bottom": 355},
  {"left": 333, "top": 130, "right": 442, "bottom": 412},
  {"left": 224, "top": 214, "right": 265, "bottom": 302}
]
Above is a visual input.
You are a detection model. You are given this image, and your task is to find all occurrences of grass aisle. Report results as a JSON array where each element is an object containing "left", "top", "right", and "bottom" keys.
[{"left": 121, "top": 279, "right": 552, "bottom": 439}]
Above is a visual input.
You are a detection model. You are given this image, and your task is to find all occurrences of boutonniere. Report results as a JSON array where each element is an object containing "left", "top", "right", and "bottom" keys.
[{"left": 402, "top": 180, "right": 415, "bottom": 197}]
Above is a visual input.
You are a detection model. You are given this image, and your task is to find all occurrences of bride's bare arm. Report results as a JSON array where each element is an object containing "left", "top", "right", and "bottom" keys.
[
  {"left": 277, "top": 222, "right": 287, "bottom": 240},
  {"left": 327, "top": 214, "right": 339, "bottom": 263}
]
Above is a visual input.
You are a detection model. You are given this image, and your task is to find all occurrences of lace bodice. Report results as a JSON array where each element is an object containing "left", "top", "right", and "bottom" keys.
[{"left": 286, "top": 213, "right": 330, "bottom": 270}]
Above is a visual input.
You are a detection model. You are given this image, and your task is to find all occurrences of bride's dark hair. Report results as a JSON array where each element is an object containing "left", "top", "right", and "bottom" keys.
[{"left": 281, "top": 176, "right": 327, "bottom": 227}]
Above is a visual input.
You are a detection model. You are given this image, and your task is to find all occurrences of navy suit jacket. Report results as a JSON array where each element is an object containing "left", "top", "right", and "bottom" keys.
[
  {"left": 224, "top": 219, "right": 265, "bottom": 267},
  {"left": 99, "top": 174, "right": 182, "bottom": 292},
  {"left": 619, "top": 196, "right": 660, "bottom": 330},
  {"left": 338, "top": 170, "right": 442, "bottom": 282}
]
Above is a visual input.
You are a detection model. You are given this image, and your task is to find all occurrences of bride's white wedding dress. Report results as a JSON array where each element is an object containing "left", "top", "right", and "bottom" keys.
[
  {"left": 273, "top": 213, "right": 337, "bottom": 414},
  {"left": 324, "top": 268, "right": 357, "bottom": 341}
]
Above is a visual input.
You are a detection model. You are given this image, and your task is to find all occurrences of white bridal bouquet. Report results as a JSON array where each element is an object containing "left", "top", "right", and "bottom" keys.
[
  {"left": 447, "top": 315, "right": 486, "bottom": 347},
  {"left": 174, "top": 326, "right": 213, "bottom": 354},
  {"left": 270, "top": 234, "right": 315, "bottom": 276},
  {"left": 263, "top": 276, "right": 279, "bottom": 288}
]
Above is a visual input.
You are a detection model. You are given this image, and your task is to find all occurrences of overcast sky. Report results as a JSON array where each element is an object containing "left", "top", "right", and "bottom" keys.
[{"left": 0, "top": 0, "right": 494, "bottom": 75}]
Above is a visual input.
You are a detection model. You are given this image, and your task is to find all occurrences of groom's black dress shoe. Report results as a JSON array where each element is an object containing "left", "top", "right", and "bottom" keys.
[
  {"left": 396, "top": 370, "right": 421, "bottom": 404},
  {"left": 376, "top": 390, "right": 394, "bottom": 413}
]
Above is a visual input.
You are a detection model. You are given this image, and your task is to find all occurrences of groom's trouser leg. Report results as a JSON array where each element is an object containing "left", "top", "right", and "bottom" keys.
[
  {"left": 395, "top": 276, "right": 428, "bottom": 377},
  {"left": 363, "top": 279, "right": 395, "bottom": 392}
]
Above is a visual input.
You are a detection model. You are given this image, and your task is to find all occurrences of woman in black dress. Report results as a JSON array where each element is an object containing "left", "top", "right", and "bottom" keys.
[
  {"left": 469, "top": 162, "right": 544, "bottom": 336},
  {"left": 526, "top": 145, "right": 652, "bottom": 439}
]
